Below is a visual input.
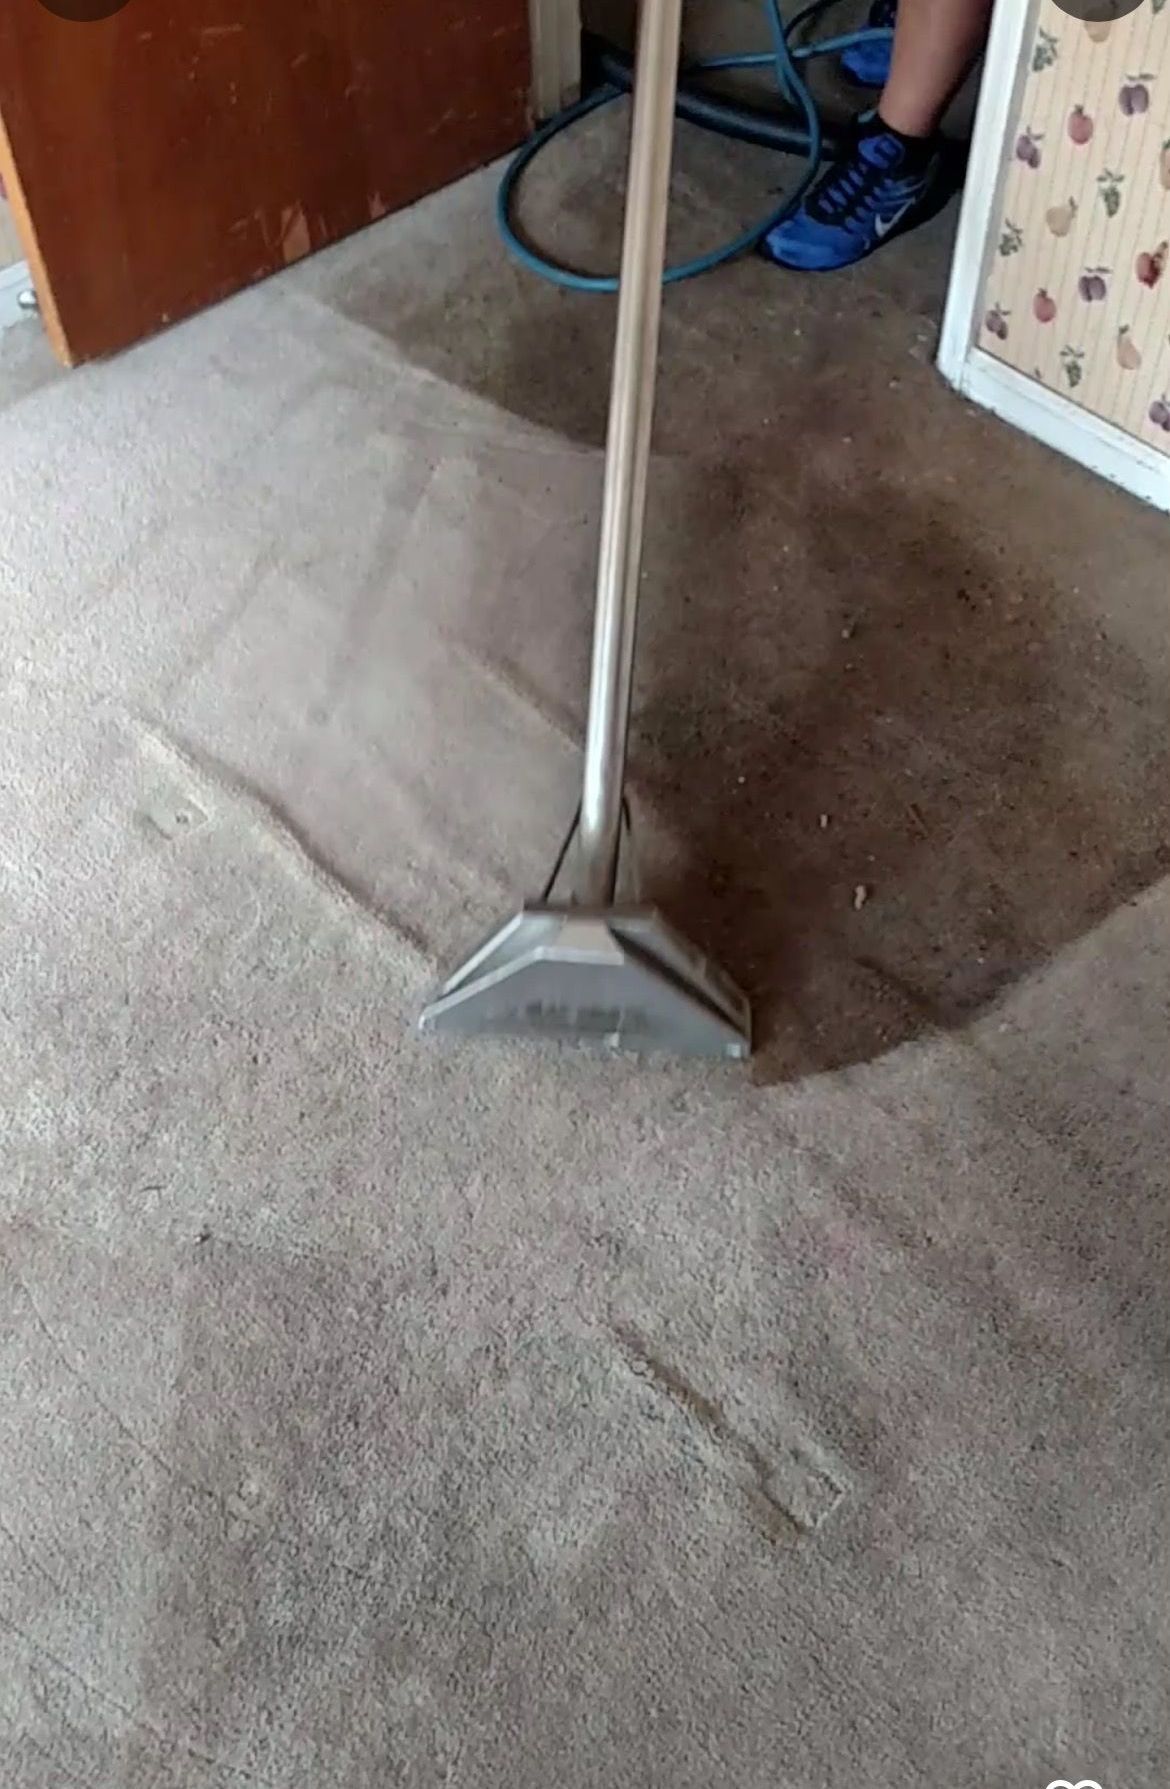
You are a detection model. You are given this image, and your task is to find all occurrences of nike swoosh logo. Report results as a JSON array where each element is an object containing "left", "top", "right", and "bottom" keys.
[{"left": 874, "top": 199, "right": 915, "bottom": 240}]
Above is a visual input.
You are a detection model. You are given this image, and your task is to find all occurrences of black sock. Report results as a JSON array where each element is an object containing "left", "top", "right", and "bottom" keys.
[{"left": 864, "top": 110, "right": 939, "bottom": 166}]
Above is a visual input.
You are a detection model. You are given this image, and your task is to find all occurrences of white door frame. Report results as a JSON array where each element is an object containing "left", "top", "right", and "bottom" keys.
[
  {"left": 529, "top": 0, "right": 581, "bottom": 118},
  {"left": 937, "top": 0, "right": 1170, "bottom": 515}
]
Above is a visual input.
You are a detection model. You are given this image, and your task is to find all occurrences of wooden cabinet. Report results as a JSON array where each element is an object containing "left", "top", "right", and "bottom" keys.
[{"left": 0, "top": 0, "right": 532, "bottom": 362}]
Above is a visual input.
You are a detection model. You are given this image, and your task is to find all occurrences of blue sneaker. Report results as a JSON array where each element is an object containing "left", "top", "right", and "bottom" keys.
[
  {"left": 760, "top": 118, "right": 947, "bottom": 272},
  {"left": 840, "top": 0, "right": 897, "bottom": 89}
]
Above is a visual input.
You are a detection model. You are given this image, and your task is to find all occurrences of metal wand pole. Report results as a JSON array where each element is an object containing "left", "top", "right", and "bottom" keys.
[{"left": 575, "top": 0, "right": 682, "bottom": 905}]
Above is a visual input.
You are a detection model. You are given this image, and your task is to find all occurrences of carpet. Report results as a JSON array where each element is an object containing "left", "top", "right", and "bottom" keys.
[{"left": 2, "top": 121, "right": 1168, "bottom": 1787}]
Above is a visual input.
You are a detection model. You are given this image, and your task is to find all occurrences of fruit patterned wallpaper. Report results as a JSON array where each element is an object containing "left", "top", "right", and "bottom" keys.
[{"left": 980, "top": 0, "right": 1170, "bottom": 452}]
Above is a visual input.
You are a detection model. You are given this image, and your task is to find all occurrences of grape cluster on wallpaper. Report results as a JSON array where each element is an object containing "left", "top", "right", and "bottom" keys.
[{"left": 981, "top": 0, "right": 1170, "bottom": 453}]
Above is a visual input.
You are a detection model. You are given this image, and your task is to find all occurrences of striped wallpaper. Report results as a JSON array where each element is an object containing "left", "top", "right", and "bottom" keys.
[{"left": 979, "top": 0, "right": 1170, "bottom": 453}]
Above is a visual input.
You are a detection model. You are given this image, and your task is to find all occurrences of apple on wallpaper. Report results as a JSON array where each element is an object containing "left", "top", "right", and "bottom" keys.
[{"left": 1068, "top": 106, "right": 1094, "bottom": 147}]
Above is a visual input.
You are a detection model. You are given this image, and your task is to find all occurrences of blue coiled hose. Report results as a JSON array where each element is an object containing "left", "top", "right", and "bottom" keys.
[{"left": 496, "top": 0, "right": 892, "bottom": 291}]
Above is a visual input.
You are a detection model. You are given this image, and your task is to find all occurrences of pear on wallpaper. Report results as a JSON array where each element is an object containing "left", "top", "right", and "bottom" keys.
[
  {"left": 1046, "top": 197, "right": 1077, "bottom": 237},
  {"left": 1084, "top": 19, "right": 1111, "bottom": 45},
  {"left": 1136, "top": 241, "right": 1168, "bottom": 288},
  {"left": 1116, "top": 327, "right": 1142, "bottom": 372},
  {"left": 1161, "top": 140, "right": 1170, "bottom": 192}
]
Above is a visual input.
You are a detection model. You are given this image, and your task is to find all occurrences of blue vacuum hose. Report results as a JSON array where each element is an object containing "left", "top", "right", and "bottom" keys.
[{"left": 496, "top": 0, "right": 893, "bottom": 291}]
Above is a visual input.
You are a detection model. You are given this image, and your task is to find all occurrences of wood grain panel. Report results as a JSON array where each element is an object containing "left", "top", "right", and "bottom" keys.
[{"left": 0, "top": 0, "right": 530, "bottom": 363}]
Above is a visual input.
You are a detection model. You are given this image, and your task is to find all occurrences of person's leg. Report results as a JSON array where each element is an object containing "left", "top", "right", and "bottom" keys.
[
  {"left": 878, "top": 0, "right": 994, "bottom": 137},
  {"left": 763, "top": 0, "right": 993, "bottom": 272}
]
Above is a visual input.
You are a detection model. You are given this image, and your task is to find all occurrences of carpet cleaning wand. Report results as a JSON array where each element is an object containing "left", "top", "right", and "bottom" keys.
[{"left": 419, "top": 0, "right": 752, "bottom": 1058}]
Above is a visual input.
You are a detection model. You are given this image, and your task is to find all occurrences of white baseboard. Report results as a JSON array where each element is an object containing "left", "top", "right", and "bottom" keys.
[
  {"left": 946, "top": 347, "right": 1170, "bottom": 517},
  {"left": 0, "top": 259, "right": 34, "bottom": 333}
]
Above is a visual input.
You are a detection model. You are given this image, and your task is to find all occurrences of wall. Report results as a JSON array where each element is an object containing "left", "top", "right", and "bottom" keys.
[
  {"left": 585, "top": 0, "right": 980, "bottom": 129},
  {"left": 979, "top": 0, "right": 1170, "bottom": 453},
  {"left": 585, "top": 0, "right": 774, "bottom": 84}
]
